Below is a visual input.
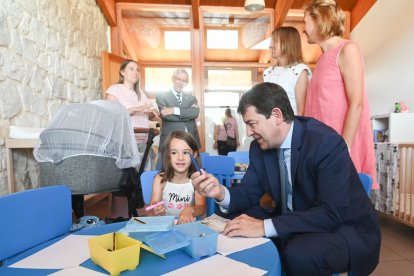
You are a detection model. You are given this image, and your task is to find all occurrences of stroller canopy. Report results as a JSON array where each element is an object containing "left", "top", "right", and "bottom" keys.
[{"left": 34, "top": 100, "right": 142, "bottom": 169}]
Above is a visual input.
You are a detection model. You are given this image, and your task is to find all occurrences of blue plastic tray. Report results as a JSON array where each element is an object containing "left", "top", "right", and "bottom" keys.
[
  {"left": 144, "top": 229, "right": 190, "bottom": 254},
  {"left": 124, "top": 216, "right": 175, "bottom": 232}
]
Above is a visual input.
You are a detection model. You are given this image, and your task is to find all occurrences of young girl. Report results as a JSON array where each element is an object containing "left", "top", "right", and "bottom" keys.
[
  {"left": 263, "top": 26, "right": 311, "bottom": 115},
  {"left": 148, "top": 131, "right": 206, "bottom": 224}
]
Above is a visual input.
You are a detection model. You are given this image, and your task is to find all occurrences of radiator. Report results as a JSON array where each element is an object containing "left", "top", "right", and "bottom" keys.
[{"left": 394, "top": 144, "right": 414, "bottom": 225}]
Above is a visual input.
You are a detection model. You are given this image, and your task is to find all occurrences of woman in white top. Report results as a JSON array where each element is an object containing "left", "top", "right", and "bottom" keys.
[
  {"left": 263, "top": 26, "right": 311, "bottom": 115},
  {"left": 148, "top": 131, "right": 206, "bottom": 224}
]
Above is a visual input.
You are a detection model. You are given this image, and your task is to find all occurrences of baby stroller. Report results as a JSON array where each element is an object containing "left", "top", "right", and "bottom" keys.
[{"left": 34, "top": 100, "right": 156, "bottom": 218}]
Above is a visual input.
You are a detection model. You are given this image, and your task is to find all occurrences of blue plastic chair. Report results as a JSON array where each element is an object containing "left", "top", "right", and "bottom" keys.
[
  {"left": 227, "top": 151, "right": 249, "bottom": 182},
  {"left": 332, "top": 173, "right": 372, "bottom": 276},
  {"left": 358, "top": 173, "right": 372, "bottom": 197},
  {"left": 140, "top": 170, "right": 159, "bottom": 204},
  {"left": 227, "top": 151, "right": 249, "bottom": 165},
  {"left": 0, "top": 185, "right": 72, "bottom": 264},
  {"left": 203, "top": 155, "right": 235, "bottom": 215},
  {"left": 204, "top": 155, "right": 235, "bottom": 188},
  {"left": 199, "top": 152, "right": 210, "bottom": 168}
]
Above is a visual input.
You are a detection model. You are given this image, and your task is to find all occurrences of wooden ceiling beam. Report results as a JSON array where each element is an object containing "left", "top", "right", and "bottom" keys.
[
  {"left": 96, "top": 0, "right": 117, "bottom": 26},
  {"left": 191, "top": 0, "right": 200, "bottom": 29},
  {"left": 274, "top": 0, "right": 295, "bottom": 28},
  {"left": 350, "top": 0, "right": 376, "bottom": 31},
  {"left": 119, "top": 19, "right": 139, "bottom": 61}
]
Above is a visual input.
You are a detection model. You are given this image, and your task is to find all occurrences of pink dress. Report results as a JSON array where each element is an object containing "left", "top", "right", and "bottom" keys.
[{"left": 305, "top": 41, "right": 378, "bottom": 189}]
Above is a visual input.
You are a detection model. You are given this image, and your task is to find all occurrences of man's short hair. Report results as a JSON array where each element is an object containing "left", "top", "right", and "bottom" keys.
[
  {"left": 237, "top": 82, "right": 295, "bottom": 123},
  {"left": 172, "top": 68, "right": 189, "bottom": 78}
]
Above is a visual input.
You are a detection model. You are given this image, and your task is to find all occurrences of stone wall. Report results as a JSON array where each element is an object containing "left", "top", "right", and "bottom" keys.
[{"left": 0, "top": 0, "right": 108, "bottom": 195}]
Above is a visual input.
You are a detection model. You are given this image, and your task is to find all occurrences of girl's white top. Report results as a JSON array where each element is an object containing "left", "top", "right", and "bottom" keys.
[
  {"left": 263, "top": 63, "right": 311, "bottom": 114},
  {"left": 162, "top": 180, "right": 195, "bottom": 216}
]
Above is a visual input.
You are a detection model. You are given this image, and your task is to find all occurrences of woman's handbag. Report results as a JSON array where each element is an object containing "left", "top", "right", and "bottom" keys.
[
  {"left": 226, "top": 136, "right": 237, "bottom": 147},
  {"left": 224, "top": 122, "right": 237, "bottom": 148}
]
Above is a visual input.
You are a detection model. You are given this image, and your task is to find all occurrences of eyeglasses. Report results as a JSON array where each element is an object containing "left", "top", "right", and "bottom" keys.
[{"left": 174, "top": 77, "right": 189, "bottom": 84}]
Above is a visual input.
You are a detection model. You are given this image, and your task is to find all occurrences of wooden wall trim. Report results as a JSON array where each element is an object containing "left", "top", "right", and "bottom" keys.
[
  {"left": 191, "top": 28, "right": 205, "bottom": 151},
  {"left": 110, "top": 26, "right": 120, "bottom": 55},
  {"left": 204, "top": 61, "right": 269, "bottom": 68},
  {"left": 119, "top": 19, "right": 139, "bottom": 61},
  {"left": 191, "top": 0, "right": 200, "bottom": 29},
  {"left": 350, "top": 0, "right": 377, "bottom": 31},
  {"left": 274, "top": 0, "right": 294, "bottom": 28},
  {"left": 96, "top": 0, "right": 116, "bottom": 26}
]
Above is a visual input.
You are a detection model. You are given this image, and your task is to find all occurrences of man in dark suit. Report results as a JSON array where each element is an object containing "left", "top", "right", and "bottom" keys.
[
  {"left": 156, "top": 68, "right": 201, "bottom": 151},
  {"left": 192, "top": 82, "right": 380, "bottom": 276}
]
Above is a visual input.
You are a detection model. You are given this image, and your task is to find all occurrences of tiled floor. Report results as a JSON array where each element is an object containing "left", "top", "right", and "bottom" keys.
[
  {"left": 85, "top": 197, "right": 414, "bottom": 275},
  {"left": 370, "top": 214, "right": 414, "bottom": 275}
]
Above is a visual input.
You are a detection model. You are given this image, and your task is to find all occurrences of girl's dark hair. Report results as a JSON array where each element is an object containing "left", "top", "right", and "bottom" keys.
[
  {"left": 160, "top": 131, "right": 200, "bottom": 182},
  {"left": 237, "top": 82, "right": 294, "bottom": 123},
  {"left": 118, "top": 59, "right": 141, "bottom": 101}
]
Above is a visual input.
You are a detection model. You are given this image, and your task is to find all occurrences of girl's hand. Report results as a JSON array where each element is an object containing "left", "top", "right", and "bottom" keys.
[
  {"left": 177, "top": 207, "right": 195, "bottom": 224},
  {"left": 152, "top": 204, "right": 166, "bottom": 216}
]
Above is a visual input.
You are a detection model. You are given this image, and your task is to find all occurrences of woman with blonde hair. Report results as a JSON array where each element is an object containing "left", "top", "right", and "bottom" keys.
[{"left": 303, "top": 0, "right": 377, "bottom": 189}]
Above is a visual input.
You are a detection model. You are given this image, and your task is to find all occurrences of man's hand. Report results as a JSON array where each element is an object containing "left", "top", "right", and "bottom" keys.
[
  {"left": 222, "top": 214, "right": 265, "bottom": 238},
  {"left": 191, "top": 170, "right": 224, "bottom": 201},
  {"left": 160, "top": 107, "right": 174, "bottom": 117}
]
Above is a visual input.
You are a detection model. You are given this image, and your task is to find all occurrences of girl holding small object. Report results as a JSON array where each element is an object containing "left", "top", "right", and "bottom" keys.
[{"left": 148, "top": 131, "right": 206, "bottom": 224}]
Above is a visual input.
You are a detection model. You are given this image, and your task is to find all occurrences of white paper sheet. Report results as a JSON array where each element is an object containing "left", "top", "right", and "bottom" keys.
[
  {"left": 162, "top": 254, "right": 267, "bottom": 276},
  {"left": 9, "top": 235, "right": 94, "bottom": 269},
  {"left": 48, "top": 266, "right": 107, "bottom": 276},
  {"left": 216, "top": 234, "right": 269, "bottom": 256}
]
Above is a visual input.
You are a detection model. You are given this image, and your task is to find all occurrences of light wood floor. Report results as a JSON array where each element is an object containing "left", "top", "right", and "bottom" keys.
[{"left": 85, "top": 196, "right": 414, "bottom": 275}]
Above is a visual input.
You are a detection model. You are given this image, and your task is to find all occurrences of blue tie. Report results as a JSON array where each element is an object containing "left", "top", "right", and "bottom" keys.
[
  {"left": 176, "top": 93, "right": 181, "bottom": 105},
  {"left": 278, "top": 148, "right": 292, "bottom": 214}
]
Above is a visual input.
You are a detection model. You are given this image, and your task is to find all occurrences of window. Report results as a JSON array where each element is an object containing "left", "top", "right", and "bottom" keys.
[
  {"left": 144, "top": 67, "right": 192, "bottom": 95},
  {"left": 206, "top": 69, "right": 252, "bottom": 91},
  {"left": 164, "top": 31, "right": 191, "bottom": 50},
  {"left": 206, "top": 30, "right": 238, "bottom": 49},
  {"left": 204, "top": 68, "right": 254, "bottom": 153}
]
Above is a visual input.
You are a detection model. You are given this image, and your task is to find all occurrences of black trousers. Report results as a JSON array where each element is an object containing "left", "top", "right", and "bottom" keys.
[{"left": 217, "top": 140, "right": 236, "bottom": 156}]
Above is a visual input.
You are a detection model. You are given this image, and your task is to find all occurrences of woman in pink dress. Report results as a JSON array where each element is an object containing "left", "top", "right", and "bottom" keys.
[{"left": 303, "top": 0, "right": 377, "bottom": 189}]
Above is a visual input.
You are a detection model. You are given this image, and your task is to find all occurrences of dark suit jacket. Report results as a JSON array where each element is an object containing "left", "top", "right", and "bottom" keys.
[
  {"left": 228, "top": 117, "right": 380, "bottom": 275},
  {"left": 156, "top": 90, "right": 201, "bottom": 150}
]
